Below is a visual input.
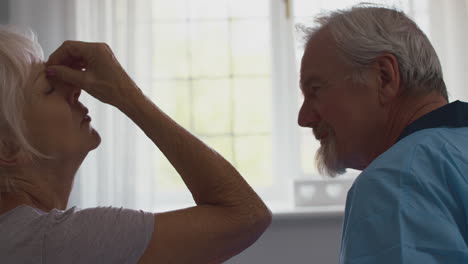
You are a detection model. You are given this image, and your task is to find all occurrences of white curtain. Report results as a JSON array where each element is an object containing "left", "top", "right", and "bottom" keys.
[
  {"left": 8, "top": 0, "right": 468, "bottom": 210},
  {"left": 417, "top": 0, "right": 468, "bottom": 102},
  {"left": 10, "top": 0, "right": 159, "bottom": 211},
  {"left": 69, "top": 0, "right": 157, "bottom": 210},
  {"left": 9, "top": 0, "right": 76, "bottom": 57}
]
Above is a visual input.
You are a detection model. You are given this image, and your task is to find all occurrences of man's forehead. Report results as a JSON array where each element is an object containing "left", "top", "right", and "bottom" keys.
[
  {"left": 301, "top": 33, "right": 329, "bottom": 64},
  {"left": 300, "top": 46, "right": 326, "bottom": 85},
  {"left": 299, "top": 29, "right": 345, "bottom": 83},
  {"left": 300, "top": 70, "right": 322, "bottom": 85},
  {"left": 303, "top": 31, "right": 334, "bottom": 60}
]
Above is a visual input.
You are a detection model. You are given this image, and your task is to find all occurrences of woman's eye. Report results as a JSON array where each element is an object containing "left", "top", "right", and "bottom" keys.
[{"left": 46, "top": 86, "right": 55, "bottom": 95}]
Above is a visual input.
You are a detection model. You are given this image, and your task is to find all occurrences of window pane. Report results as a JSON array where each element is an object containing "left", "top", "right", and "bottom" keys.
[
  {"left": 200, "top": 136, "right": 234, "bottom": 163},
  {"left": 232, "top": 19, "right": 271, "bottom": 76},
  {"left": 149, "top": 1, "right": 274, "bottom": 193},
  {"left": 190, "top": 21, "right": 230, "bottom": 77},
  {"left": 229, "top": 0, "right": 270, "bottom": 18},
  {"left": 193, "top": 79, "right": 231, "bottom": 134},
  {"left": 189, "top": 0, "right": 229, "bottom": 19},
  {"left": 321, "top": 0, "right": 409, "bottom": 11},
  {"left": 293, "top": 0, "right": 322, "bottom": 17},
  {"left": 300, "top": 129, "right": 321, "bottom": 175},
  {"left": 150, "top": 80, "right": 191, "bottom": 129},
  {"left": 320, "top": 0, "right": 365, "bottom": 10},
  {"left": 153, "top": 0, "right": 187, "bottom": 20},
  {"left": 294, "top": 0, "right": 410, "bottom": 17},
  {"left": 233, "top": 78, "right": 272, "bottom": 134},
  {"left": 154, "top": 150, "right": 185, "bottom": 189},
  {"left": 235, "top": 135, "right": 273, "bottom": 187},
  {"left": 153, "top": 23, "right": 189, "bottom": 79}
]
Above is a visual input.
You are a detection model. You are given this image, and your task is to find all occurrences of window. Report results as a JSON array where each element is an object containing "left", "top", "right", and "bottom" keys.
[
  {"left": 62, "top": 0, "right": 463, "bottom": 211},
  {"left": 148, "top": 0, "right": 277, "bottom": 207},
  {"left": 74, "top": 0, "right": 285, "bottom": 210}
]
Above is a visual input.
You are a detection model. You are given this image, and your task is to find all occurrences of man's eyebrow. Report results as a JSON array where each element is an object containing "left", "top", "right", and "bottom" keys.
[{"left": 300, "top": 75, "right": 322, "bottom": 89}]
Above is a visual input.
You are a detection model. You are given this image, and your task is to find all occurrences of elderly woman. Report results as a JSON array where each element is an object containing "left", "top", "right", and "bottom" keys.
[{"left": 0, "top": 26, "right": 271, "bottom": 263}]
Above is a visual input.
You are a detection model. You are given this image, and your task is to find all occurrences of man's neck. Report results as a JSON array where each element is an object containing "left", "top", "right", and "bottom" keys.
[{"left": 383, "top": 92, "right": 448, "bottom": 151}]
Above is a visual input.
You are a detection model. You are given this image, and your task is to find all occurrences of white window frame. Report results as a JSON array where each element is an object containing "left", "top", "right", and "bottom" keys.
[
  {"left": 155, "top": 0, "right": 358, "bottom": 211},
  {"left": 265, "top": 0, "right": 302, "bottom": 208},
  {"left": 144, "top": 0, "right": 296, "bottom": 211}
]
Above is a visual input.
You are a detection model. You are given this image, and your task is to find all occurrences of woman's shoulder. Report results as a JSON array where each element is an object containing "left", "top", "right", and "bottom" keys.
[
  {"left": 0, "top": 205, "right": 51, "bottom": 262},
  {"left": 1, "top": 204, "right": 152, "bottom": 224},
  {"left": 0, "top": 204, "right": 48, "bottom": 223}
]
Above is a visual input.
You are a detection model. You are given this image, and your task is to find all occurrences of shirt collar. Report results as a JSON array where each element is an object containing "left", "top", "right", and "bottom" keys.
[{"left": 398, "top": 100, "right": 468, "bottom": 141}]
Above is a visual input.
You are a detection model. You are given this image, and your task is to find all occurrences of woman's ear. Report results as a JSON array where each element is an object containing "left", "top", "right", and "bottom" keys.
[
  {"left": 376, "top": 53, "right": 401, "bottom": 105},
  {"left": 0, "top": 138, "right": 20, "bottom": 166}
]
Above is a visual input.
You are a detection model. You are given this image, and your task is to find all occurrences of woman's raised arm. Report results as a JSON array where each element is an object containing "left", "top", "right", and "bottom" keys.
[{"left": 46, "top": 41, "right": 272, "bottom": 264}]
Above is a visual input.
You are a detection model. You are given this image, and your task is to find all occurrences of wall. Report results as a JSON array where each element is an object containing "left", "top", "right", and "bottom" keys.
[
  {"left": 227, "top": 215, "right": 343, "bottom": 264},
  {"left": 0, "top": 0, "right": 9, "bottom": 24}
]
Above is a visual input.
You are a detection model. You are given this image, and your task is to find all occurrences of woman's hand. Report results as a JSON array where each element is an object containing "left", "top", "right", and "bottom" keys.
[
  {"left": 47, "top": 41, "right": 271, "bottom": 264},
  {"left": 46, "top": 41, "right": 140, "bottom": 108}
]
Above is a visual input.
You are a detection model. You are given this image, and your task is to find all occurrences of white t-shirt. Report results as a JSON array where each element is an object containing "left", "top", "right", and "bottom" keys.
[{"left": 0, "top": 205, "right": 154, "bottom": 264}]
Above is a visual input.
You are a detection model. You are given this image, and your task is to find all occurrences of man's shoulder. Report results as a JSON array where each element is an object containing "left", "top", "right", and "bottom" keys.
[
  {"left": 350, "top": 126, "right": 468, "bottom": 207},
  {"left": 343, "top": 127, "right": 468, "bottom": 227},
  {"left": 368, "top": 126, "right": 468, "bottom": 173}
]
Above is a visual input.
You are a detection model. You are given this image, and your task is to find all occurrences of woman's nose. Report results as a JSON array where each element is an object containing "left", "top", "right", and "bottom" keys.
[{"left": 68, "top": 88, "right": 81, "bottom": 105}]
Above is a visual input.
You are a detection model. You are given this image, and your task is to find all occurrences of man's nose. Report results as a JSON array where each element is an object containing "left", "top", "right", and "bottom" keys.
[{"left": 298, "top": 101, "right": 320, "bottom": 127}]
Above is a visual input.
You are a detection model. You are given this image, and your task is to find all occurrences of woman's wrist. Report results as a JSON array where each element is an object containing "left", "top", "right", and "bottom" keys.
[
  {"left": 116, "top": 80, "right": 145, "bottom": 114},
  {"left": 118, "top": 86, "right": 161, "bottom": 132}
]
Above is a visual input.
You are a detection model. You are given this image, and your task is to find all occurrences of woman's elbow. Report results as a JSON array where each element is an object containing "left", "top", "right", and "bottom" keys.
[
  {"left": 241, "top": 202, "right": 272, "bottom": 241},
  {"left": 257, "top": 205, "right": 272, "bottom": 232}
]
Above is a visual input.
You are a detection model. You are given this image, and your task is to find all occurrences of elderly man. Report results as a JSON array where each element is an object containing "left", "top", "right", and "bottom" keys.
[{"left": 298, "top": 5, "right": 468, "bottom": 264}]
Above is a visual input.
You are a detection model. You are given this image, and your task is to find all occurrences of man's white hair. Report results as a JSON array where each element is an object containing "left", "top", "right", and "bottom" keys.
[
  {"left": 301, "top": 3, "right": 447, "bottom": 100},
  {"left": 0, "top": 25, "right": 50, "bottom": 193}
]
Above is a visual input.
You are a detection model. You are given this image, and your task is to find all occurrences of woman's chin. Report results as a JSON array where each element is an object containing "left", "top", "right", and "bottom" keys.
[{"left": 89, "top": 130, "right": 101, "bottom": 150}]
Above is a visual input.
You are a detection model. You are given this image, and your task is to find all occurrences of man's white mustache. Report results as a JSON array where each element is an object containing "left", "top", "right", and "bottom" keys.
[{"left": 313, "top": 121, "right": 333, "bottom": 140}]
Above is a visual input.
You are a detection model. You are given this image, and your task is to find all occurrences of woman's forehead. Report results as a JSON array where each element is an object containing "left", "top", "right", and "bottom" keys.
[
  {"left": 22, "top": 63, "right": 49, "bottom": 103},
  {"left": 29, "top": 63, "right": 46, "bottom": 84},
  {"left": 26, "top": 63, "right": 50, "bottom": 94}
]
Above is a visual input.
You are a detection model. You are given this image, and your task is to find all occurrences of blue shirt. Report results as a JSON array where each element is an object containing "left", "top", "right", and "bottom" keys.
[{"left": 339, "top": 101, "right": 468, "bottom": 264}]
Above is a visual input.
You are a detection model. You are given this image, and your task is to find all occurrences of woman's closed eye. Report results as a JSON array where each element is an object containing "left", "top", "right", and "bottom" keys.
[{"left": 46, "top": 85, "right": 55, "bottom": 95}]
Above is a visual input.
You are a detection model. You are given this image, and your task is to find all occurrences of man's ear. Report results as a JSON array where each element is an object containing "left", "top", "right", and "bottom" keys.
[{"left": 376, "top": 53, "right": 401, "bottom": 105}]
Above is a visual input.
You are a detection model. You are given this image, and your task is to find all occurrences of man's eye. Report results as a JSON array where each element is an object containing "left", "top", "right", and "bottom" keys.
[{"left": 307, "top": 86, "right": 320, "bottom": 96}]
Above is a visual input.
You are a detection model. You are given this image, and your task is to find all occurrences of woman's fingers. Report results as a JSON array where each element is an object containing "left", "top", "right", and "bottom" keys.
[
  {"left": 46, "top": 40, "right": 137, "bottom": 107},
  {"left": 46, "top": 40, "right": 91, "bottom": 66},
  {"left": 46, "top": 65, "right": 88, "bottom": 89}
]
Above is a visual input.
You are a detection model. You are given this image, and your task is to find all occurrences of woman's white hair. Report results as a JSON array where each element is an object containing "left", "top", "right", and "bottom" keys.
[
  {"left": 0, "top": 25, "right": 50, "bottom": 193},
  {"left": 300, "top": 3, "right": 448, "bottom": 100}
]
